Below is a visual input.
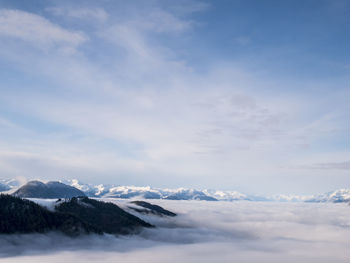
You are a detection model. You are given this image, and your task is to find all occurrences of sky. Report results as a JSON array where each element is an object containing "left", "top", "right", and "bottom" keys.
[{"left": 0, "top": 0, "right": 349, "bottom": 195}]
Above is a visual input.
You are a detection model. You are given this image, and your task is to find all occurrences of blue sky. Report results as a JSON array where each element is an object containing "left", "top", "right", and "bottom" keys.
[{"left": 0, "top": 0, "right": 349, "bottom": 194}]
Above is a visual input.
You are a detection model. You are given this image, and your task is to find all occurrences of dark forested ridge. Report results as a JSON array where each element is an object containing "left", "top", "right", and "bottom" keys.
[
  {"left": 0, "top": 194, "right": 99, "bottom": 236},
  {"left": 0, "top": 194, "right": 152, "bottom": 236},
  {"left": 130, "top": 201, "right": 177, "bottom": 217},
  {"left": 56, "top": 197, "right": 153, "bottom": 234}
]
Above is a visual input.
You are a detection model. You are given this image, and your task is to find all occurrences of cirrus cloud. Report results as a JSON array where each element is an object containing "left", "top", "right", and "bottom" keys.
[{"left": 0, "top": 9, "right": 87, "bottom": 51}]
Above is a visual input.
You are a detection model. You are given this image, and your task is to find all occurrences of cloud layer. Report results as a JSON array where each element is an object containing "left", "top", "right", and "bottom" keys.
[{"left": 1, "top": 200, "right": 350, "bottom": 262}]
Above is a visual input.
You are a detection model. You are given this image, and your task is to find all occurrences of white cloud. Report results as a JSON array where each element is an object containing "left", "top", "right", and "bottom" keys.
[
  {"left": 47, "top": 7, "right": 108, "bottom": 22},
  {"left": 0, "top": 117, "right": 16, "bottom": 128},
  {"left": 1, "top": 200, "right": 350, "bottom": 262},
  {"left": 0, "top": 2, "right": 349, "bottom": 193},
  {"left": 309, "top": 161, "right": 350, "bottom": 170},
  {"left": 130, "top": 8, "right": 194, "bottom": 33},
  {"left": 0, "top": 9, "right": 87, "bottom": 51}
]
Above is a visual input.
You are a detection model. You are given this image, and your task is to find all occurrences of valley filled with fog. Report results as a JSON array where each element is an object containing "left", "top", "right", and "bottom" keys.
[{"left": 1, "top": 199, "right": 350, "bottom": 263}]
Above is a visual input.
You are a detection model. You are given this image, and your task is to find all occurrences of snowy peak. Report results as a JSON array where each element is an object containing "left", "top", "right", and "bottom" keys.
[
  {"left": 305, "top": 189, "right": 350, "bottom": 203},
  {"left": 63, "top": 179, "right": 350, "bottom": 203},
  {"left": 65, "top": 179, "right": 111, "bottom": 197},
  {"left": 61, "top": 179, "right": 305, "bottom": 202},
  {"left": 0, "top": 178, "right": 20, "bottom": 192},
  {"left": 0, "top": 182, "right": 10, "bottom": 192},
  {"left": 13, "top": 180, "right": 85, "bottom": 199},
  {"left": 105, "top": 185, "right": 162, "bottom": 199},
  {"left": 2, "top": 178, "right": 350, "bottom": 203}
]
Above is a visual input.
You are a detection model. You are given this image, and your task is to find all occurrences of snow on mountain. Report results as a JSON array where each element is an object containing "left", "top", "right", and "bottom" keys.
[
  {"left": 64, "top": 180, "right": 221, "bottom": 200},
  {"left": 63, "top": 179, "right": 350, "bottom": 203},
  {"left": 104, "top": 186, "right": 163, "bottom": 199},
  {"left": 204, "top": 189, "right": 248, "bottom": 201},
  {"left": 13, "top": 180, "right": 86, "bottom": 199},
  {"left": 0, "top": 178, "right": 22, "bottom": 193},
  {"left": 65, "top": 179, "right": 111, "bottom": 197},
  {"left": 163, "top": 188, "right": 218, "bottom": 201},
  {"left": 63, "top": 180, "right": 350, "bottom": 203},
  {"left": 0, "top": 179, "right": 20, "bottom": 189},
  {"left": 62, "top": 179, "right": 310, "bottom": 202},
  {"left": 0, "top": 183, "right": 10, "bottom": 192},
  {"left": 305, "top": 189, "right": 350, "bottom": 203},
  {"left": 2, "top": 178, "right": 350, "bottom": 203}
]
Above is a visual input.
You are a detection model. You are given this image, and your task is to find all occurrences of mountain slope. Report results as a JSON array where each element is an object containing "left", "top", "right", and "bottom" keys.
[
  {"left": 0, "top": 194, "right": 99, "bottom": 236},
  {"left": 0, "top": 179, "right": 20, "bottom": 193},
  {"left": 13, "top": 181, "right": 85, "bottom": 198},
  {"left": 0, "top": 183, "right": 10, "bottom": 192},
  {"left": 56, "top": 197, "right": 153, "bottom": 234},
  {"left": 305, "top": 189, "right": 350, "bottom": 203},
  {"left": 64, "top": 180, "right": 261, "bottom": 201},
  {"left": 65, "top": 180, "right": 221, "bottom": 201},
  {"left": 0, "top": 194, "right": 153, "bottom": 236},
  {"left": 129, "top": 201, "right": 177, "bottom": 217}
]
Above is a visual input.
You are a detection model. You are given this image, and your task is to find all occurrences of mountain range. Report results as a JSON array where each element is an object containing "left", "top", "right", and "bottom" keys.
[{"left": 1, "top": 178, "right": 350, "bottom": 203}]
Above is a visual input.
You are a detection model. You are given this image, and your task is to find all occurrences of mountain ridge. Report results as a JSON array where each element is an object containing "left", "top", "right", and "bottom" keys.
[
  {"left": 1, "top": 178, "right": 350, "bottom": 203},
  {"left": 0, "top": 194, "right": 153, "bottom": 236},
  {"left": 13, "top": 180, "right": 86, "bottom": 199}
]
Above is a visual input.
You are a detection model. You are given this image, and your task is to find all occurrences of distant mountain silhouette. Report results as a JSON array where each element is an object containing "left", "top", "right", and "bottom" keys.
[
  {"left": 13, "top": 181, "right": 85, "bottom": 198},
  {"left": 164, "top": 190, "right": 218, "bottom": 201}
]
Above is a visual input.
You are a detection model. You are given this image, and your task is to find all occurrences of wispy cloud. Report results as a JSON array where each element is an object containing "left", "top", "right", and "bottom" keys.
[
  {"left": 302, "top": 161, "right": 350, "bottom": 170},
  {"left": 47, "top": 7, "right": 108, "bottom": 22},
  {"left": 0, "top": 9, "right": 87, "bottom": 52},
  {"left": 0, "top": 1, "right": 349, "bottom": 193}
]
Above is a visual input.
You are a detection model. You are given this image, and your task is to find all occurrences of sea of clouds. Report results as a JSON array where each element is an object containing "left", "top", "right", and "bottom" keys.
[{"left": 1, "top": 199, "right": 350, "bottom": 262}]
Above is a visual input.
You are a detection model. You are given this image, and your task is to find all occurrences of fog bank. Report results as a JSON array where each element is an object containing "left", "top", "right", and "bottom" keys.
[{"left": 1, "top": 200, "right": 350, "bottom": 262}]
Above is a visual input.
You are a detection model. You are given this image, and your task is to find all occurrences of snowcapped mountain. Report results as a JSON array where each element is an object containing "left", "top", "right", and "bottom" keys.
[
  {"left": 67, "top": 180, "right": 350, "bottom": 203},
  {"left": 13, "top": 180, "right": 86, "bottom": 198},
  {"left": 0, "top": 179, "right": 20, "bottom": 190},
  {"left": 203, "top": 189, "right": 249, "bottom": 201},
  {"left": 0, "top": 183, "right": 10, "bottom": 192},
  {"left": 67, "top": 179, "right": 110, "bottom": 197},
  {"left": 63, "top": 179, "right": 350, "bottom": 203},
  {"left": 305, "top": 189, "right": 350, "bottom": 203},
  {"left": 104, "top": 186, "right": 163, "bottom": 199},
  {"left": 0, "top": 179, "right": 21, "bottom": 194},
  {"left": 65, "top": 180, "right": 218, "bottom": 200},
  {"left": 1, "top": 178, "right": 350, "bottom": 203}
]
